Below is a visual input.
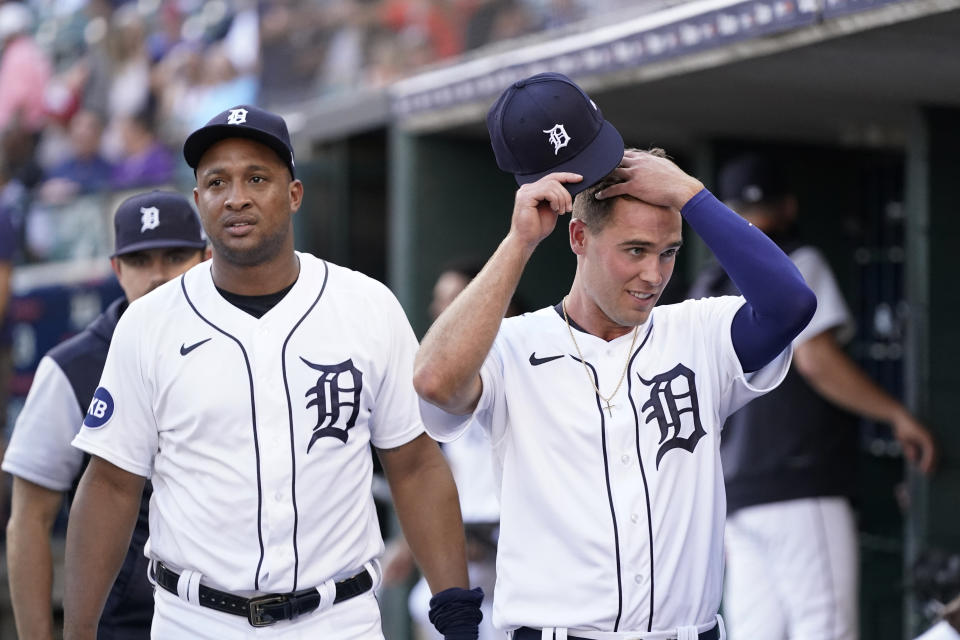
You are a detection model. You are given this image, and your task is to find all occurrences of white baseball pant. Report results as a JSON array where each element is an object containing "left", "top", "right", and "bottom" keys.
[
  {"left": 724, "top": 496, "right": 858, "bottom": 640},
  {"left": 151, "top": 585, "right": 385, "bottom": 639}
]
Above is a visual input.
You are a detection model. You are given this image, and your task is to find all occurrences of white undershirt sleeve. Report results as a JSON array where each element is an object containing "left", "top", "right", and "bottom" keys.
[
  {"left": 790, "top": 246, "right": 856, "bottom": 346},
  {"left": 2, "top": 356, "right": 86, "bottom": 490}
]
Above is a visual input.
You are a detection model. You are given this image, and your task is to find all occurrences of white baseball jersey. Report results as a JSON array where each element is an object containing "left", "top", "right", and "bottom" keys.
[
  {"left": 420, "top": 296, "right": 791, "bottom": 634},
  {"left": 73, "top": 252, "right": 424, "bottom": 597}
]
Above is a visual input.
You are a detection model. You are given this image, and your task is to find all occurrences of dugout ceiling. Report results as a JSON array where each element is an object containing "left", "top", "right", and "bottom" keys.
[
  {"left": 291, "top": 0, "right": 960, "bottom": 151},
  {"left": 590, "top": 5, "right": 960, "bottom": 150}
]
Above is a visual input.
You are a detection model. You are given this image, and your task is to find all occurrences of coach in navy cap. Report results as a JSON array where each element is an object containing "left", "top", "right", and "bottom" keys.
[
  {"left": 4, "top": 189, "right": 207, "bottom": 640},
  {"left": 486, "top": 72, "right": 624, "bottom": 196},
  {"left": 109, "top": 189, "right": 208, "bottom": 301}
]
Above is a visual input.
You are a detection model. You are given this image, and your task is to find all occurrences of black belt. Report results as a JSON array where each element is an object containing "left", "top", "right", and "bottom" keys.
[
  {"left": 151, "top": 560, "right": 373, "bottom": 627},
  {"left": 514, "top": 624, "right": 720, "bottom": 640}
]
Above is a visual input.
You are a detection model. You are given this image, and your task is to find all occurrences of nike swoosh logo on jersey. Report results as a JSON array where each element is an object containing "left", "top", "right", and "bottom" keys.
[
  {"left": 180, "top": 338, "right": 212, "bottom": 356},
  {"left": 529, "top": 352, "right": 564, "bottom": 366}
]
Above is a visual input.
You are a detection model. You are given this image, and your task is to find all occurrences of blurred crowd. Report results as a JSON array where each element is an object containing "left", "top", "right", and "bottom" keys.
[{"left": 0, "top": 0, "right": 663, "bottom": 266}]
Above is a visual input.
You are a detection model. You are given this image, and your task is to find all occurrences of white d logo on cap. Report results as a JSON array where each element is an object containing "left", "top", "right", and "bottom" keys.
[
  {"left": 227, "top": 108, "right": 248, "bottom": 125},
  {"left": 543, "top": 124, "right": 571, "bottom": 156},
  {"left": 140, "top": 206, "right": 160, "bottom": 232}
]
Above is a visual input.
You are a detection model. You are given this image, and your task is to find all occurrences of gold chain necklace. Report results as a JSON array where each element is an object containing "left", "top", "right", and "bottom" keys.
[{"left": 562, "top": 298, "right": 639, "bottom": 417}]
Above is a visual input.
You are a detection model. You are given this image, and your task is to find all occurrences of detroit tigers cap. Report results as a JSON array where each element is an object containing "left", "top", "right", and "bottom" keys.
[
  {"left": 183, "top": 105, "right": 295, "bottom": 178},
  {"left": 717, "top": 153, "right": 787, "bottom": 206},
  {"left": 487, "top": 72, "right": 624, "bottom": 196},
  {"left": 112, "top": 190, "right": 206, "bottom": 257}
]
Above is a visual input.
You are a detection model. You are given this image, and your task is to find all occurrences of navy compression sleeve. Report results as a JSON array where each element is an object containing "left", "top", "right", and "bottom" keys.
[
  {"left": 681, "top": 189, "right": 816, "bottom": 372},
  {"left": 429, "top": 587, "right": 484, "bottom": 640}
]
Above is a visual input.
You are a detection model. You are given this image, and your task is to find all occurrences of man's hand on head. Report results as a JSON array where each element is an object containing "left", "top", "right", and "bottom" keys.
[{"left": 595, "top": 149, "right": 704, "bottom": 211}]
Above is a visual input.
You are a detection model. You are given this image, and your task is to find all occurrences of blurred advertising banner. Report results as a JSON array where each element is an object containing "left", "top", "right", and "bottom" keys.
[{"left": 6, "top": 261, "right": 121, "bottom": 432}]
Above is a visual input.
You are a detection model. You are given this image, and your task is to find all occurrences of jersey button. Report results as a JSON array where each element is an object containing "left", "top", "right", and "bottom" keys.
[
  {"left": 631, "top": 513, "right": 639, "bottom": 524},
  {"left": 634, "top": 574, "right": 643, "bottom": 584},
  {"left": 621, "top": 454, "right": 630, "bottom": 465},
  {"left": 275, "top": 491, "right": 284, "bottom": 502}
]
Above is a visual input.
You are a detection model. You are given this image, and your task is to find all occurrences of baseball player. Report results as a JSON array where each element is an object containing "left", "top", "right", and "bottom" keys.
[
  {"left": 689, "top": 154, "right": 936, "bottom": 640},
  {"left": 414, "top": 72, "right": 817, "bottom": 638},
  {"left": 63, "top": 105, "right": 480, "bottom": 640},
  {"left": 3, "top": 190, "right": 208, "bottom": 640}
]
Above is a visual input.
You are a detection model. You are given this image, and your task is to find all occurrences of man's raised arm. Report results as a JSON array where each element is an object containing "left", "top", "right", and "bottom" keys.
[{"left": 414, "top": 173, "right": 580, "bottom": 414}]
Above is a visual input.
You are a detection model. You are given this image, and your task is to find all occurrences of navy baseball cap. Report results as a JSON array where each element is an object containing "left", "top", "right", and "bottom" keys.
[
  {"left": 183, "top": 105, "right": 295, "bottom": 178},
  {"left": 487, "top": 72, "right": 624, "bottom": 196},
  {"left": 112, "top": 190, "right": 206, "bottom": 257},
  {"left": 717, "top": 154, "right": 787, "bottom": 206}
]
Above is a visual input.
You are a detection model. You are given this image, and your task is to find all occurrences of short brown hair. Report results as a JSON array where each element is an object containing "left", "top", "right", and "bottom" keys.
[{"left": 571, "top": 147, "right": 668, "bottom": 232}]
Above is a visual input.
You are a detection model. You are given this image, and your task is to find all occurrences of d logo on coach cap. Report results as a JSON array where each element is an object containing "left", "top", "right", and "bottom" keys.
[
  {"left": 111, "top": 190, "right": 206, "bottom": 258},
  {"left": 487, "top": 72, "right": 624, "bottom": 196}
]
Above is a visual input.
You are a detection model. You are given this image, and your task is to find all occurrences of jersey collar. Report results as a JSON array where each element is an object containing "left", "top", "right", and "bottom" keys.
[{"left": 551, "top": 300, "right": 651, "bottom": 342}]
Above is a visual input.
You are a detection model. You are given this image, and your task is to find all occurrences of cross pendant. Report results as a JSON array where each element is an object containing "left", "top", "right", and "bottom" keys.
[{"left": 603, "top": 399, "right": 615, "bottom": 417}]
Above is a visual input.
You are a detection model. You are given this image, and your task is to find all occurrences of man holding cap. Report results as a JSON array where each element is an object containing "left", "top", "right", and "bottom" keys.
[
  {"left": 415, "top": 73, "right": 817, "bottom": 638},
  {"left": 4, "top": 190, "right": 208, "bottom": 640},
  {"left": 64, "top": 105, "right": 478, "bottom": 639}
]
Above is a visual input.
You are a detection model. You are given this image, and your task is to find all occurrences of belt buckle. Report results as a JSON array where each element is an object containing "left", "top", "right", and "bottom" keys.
[{"left": 248, "top": 593, "right": 288, "bottom": 627}]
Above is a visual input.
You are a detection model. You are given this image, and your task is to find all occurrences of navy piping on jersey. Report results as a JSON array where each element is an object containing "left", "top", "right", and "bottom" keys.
[
  {"left": 181, "top": 276, "right": 267, "bottom": 590},
  {"left": 553, "top": 302, "right": 589, "bottom": 334},
  {"left": 280, "top": 260, "right": 329, "bottom": 592},
  {"left": 556, "top": 301, "right": 660, "bottom": 631},
  {"left": 625, "top": 321, "right": 657, "bottom": 632},
  {"left": 571, "top": 355, "right": 624, "bottom": 631}
]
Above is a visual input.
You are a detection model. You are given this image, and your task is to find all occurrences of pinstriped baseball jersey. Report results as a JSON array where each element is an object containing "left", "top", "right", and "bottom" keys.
[
  {"left": 420, "top": 296, "right": 791, "bottom": 634},
  {"left": 73, "top": 252, "right": 424, "bottom": 595}
]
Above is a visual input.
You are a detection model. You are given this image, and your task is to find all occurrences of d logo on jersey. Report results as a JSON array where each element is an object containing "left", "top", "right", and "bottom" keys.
[
  {"left": 301, "top": 357, "right": 363, "bottom": 452},
  {"left": 83, "top": 387, "right": 115, "bottom": 429},
  {"left": 638, "top": 363, "right": 706, "bottom": 468}
]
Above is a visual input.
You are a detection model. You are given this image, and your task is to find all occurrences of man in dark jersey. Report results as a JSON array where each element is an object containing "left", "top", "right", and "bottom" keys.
[
  {"left": 689, "top": 154, "right": 936, "bottom": 640},
  {"left": 3, "top": 190, "right": 208, "bottom": 639}
]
